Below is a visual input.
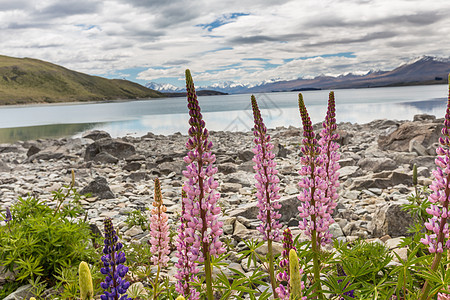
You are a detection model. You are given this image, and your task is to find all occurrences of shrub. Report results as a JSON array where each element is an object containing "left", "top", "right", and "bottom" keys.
[{"left": 0, "top": 186, "right": 95, "bottom": 286}]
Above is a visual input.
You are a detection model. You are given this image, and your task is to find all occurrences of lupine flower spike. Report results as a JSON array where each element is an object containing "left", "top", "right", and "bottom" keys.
[
  {"left": 4, "top": 207, "right": 11, "bottom": 232},
  {"left": 100, "top": 218, "right": 131, "bottom": 300},
  {"left": 149, "top": 178, "right": 170, "bottom": 300},
  {"left": 420, "top": 74, "right": 450, "bottom": 299},
  {"left": 175, "top": 189, "right": 200, "bottom": 300},
  {"left": 276, "top": 228, "right": 298, "bottom": 299},
  {"left": 182, "top": 69, "right": 225, "bottom": 300},
  {"left": 288, "top": 249, "right": 305, "bottom": 300},
  {"left": 251, "top": 95, "right": 282, "bottom": 297},
  {"left": 79, "top": 261, "right": 94, "bottom": 300},
  {"left": 317, "top": 91, "right": 340, "bottom": 246},
  {"left": 297, "top": 93, "right": 327, "bottom": 299}
]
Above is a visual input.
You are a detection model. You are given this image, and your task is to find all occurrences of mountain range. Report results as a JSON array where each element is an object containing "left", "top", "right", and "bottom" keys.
[{"left": 147, "top": 56, "right": 450, "bottom": 94}]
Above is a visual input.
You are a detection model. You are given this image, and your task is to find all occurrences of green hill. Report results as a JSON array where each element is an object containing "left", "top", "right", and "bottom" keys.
[{"left": 0, "top": 55, "right": 164, "bottom": 105}]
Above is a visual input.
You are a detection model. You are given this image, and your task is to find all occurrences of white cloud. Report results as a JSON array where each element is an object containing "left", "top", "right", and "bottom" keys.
[{"left": 0, "top": 0, "right": 449, "bottom": 85}]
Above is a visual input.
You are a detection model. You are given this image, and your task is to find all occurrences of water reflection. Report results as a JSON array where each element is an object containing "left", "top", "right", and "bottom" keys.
[
  {"left": 0, "top": 84, "right": 446, "bottom": 143},
  {"left": 0, "top": 123, "right": 100, "bottom": 143}
]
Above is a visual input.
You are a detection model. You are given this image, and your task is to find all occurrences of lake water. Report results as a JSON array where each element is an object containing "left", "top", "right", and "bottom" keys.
[{"left": 0, "top": 84, "right": 447, "bottom": 143}]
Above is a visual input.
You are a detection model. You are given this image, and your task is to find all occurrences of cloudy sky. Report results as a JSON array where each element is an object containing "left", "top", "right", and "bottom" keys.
[{"left": 1, "top": 0, "right": 449, "bottom": 87}]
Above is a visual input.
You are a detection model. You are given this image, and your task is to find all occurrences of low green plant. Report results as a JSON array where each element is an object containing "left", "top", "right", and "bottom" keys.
[
  {"left": 125, "top": 208, "right": 149, "bottom": 231},
  {"left": 0, "top": 186, "right": 95, "bottom": 289}
]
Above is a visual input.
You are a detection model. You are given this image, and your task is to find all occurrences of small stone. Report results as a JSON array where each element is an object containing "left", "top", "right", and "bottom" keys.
[{"left": 221, "top": 182, "right": 242, "bottom": 193}]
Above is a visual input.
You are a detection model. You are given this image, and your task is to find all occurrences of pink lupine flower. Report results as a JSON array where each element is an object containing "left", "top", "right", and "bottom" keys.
[
  {"left": 182, "top": 69, "right": 224, "bottom": 300},
  {"left": 438, "top": 292, "right": 450, "bottom": 300},
  {"left": 149, "top": 178, "right": 170, "bottom": 267},
  {"left": 419, "top": 75, "right": 450, "bottom": 300},
  {"left": 420, "top": 84, "right": 450, "bottom": 255},
  {"left": 297, "top": 93, "right": 330, "bottom": 248},
  {"left": 251, "top": 95, "right": 282, "bottom": 242},
  {"left": 175, "top": 190, "right": 200, "bottom": 300},
  {"left": 251, "top": 95, "right": 283, "bottom": 297},
  {"left": 317, "top": 91, "right": 340, "bottom": 245}
]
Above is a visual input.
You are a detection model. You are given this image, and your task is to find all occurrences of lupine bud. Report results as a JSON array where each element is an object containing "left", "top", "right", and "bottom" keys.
[
  {"left": 276, "top": 228, "right": 297, "bottom": 299},
  {"left": 79, "top": 261, "right": 94, "bottom": 300},
  {"left": 289, "top": 249, "right": 303, "bottom": 300}
]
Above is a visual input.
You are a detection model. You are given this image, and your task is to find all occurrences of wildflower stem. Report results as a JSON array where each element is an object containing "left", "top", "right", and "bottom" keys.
[
  {"left": 267, "top": 239, "right": 278, "bottom": 297},
  {"left": 204, "top": 255, "right": 214, "bottom": 300},
  {"left": 153, "top": 265, "right": 160, "bottom": 300}
]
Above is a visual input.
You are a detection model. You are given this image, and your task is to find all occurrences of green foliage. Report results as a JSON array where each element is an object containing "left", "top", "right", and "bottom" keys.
[
  {"left": 332, "top": 239, "right": 394, "bottom": 298},
  {"left": 125, "top": 208, "right": 149, "bottom": 231},
  {"left": 402, "top": 185, "right": 431, "bottom": 225},
  {"left": 0, "top": 280, "right": 22, "bottom": 299},
  {"left": 0, "top": 187, "right": 95, "bottom": 287}
]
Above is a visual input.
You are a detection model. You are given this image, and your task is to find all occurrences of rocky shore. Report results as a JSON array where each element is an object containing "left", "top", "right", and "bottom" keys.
[{"left": 0, "top": 113, "right": 444, "bottom": 298}]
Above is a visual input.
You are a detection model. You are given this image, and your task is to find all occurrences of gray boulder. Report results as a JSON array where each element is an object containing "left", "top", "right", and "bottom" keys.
[
  {"left": 26, "top": 145, "right": 41, "bottom": 157},
  {"left": 378, "top": 122, "right": 442, "bottom": 152},
  {"left": 357, "top": 157, "right": 397, "bottom": 173},
  {"left": 229, "top": 196, "right": 299, "bottom": 224},
  {"left": 368, "top": 201, "right": 414, "bottom": 237},
  {"left": 80, "top": 177, "right": 115, "bottom": 199},
  {"left": 92, "top": 152, "right": 119, "bottom": 164},
  {"left": 123, "top": 162, "right": 142, "bottom": 172},
  {"left": 238, "top": 149, "right": 254, "bottom": 162},
  {"left": 349, "top": 171, "right": 411, "bottom": 190},
  {"left": 218, "top": 162, "right": 238, "bottom": 175},
  {"left": 85, "top": 139, "right": 136, "bottom": 161}
]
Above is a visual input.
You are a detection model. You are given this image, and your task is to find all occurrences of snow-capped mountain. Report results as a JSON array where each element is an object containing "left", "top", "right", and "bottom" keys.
[
  {"left": 147, "top": 56, "right": 450, "bottom": 94},
  {"left": 145, "top": 82, "right": 184, "bottom": 93}
]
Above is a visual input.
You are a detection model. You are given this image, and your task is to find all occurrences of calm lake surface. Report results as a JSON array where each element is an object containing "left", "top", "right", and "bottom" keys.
[{"left": 0, "top": 84, "right": 447, "bottom": 143}]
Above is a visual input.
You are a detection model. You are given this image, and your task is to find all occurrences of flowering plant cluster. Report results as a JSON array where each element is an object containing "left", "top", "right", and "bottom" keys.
[
  {"left": 100, "top": 218, "right": 131, "bottom": 300},
  {"left": 5, "top": 72, "right": 450, "bottom": 300}
]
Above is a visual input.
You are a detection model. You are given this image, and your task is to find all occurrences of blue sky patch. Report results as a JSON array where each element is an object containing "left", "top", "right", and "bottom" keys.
[{"left": 197, "top": 13, "right": 250, "bottom": 31}]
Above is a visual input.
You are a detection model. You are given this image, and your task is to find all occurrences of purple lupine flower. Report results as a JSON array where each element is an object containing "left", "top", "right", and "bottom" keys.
[
  {"left": 297, "top": 93, "right": 330, "bottom": 247},
  {"left": 175, "top": 189, "right": 200, "bottom": 300},
  {"left": 421, "top": 85, "right": 450, "bottom": 254},
  {"left": 251, "top": 95, "right": 282, "bottom": 241},
  {"left": 316, "top": 91, "right": 340, "bottom": 245},
  {"left": 100, "top": 218, "right": 131, "bottom": 300},
  {"left": 4, "top": 207, "right": 11, "bottom": 223},
  {"left": 337, "top": 265, "right": 355, "bottom": 299},
  {"left": 149, "top": 178, "right": 170, "bottom": 267},
  {"left": 276, "top": 228, "right": 297, "bottom": 300},
  {"left": 182, "top": 70, "right": 224, "bottom": 299}
]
